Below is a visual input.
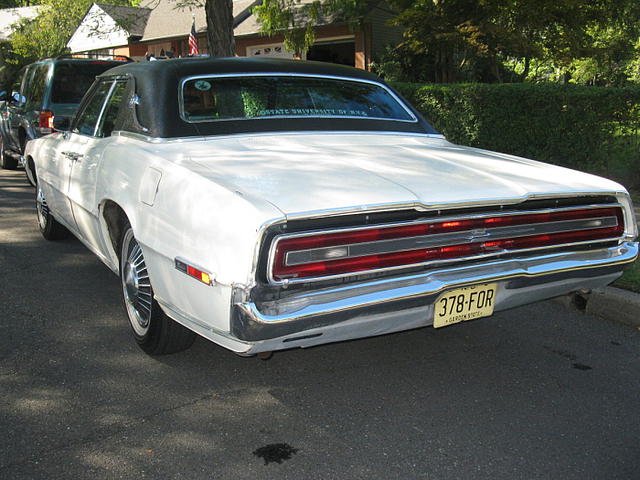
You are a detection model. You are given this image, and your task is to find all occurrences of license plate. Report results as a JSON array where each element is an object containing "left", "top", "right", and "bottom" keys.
[{"left": 433, "top": 283, "right": 497, "bottom": 328}]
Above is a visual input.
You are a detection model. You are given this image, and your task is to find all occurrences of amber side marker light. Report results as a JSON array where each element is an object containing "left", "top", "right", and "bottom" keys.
[{"left": 175, "top": 258, "right": 213, "bottom": 285}]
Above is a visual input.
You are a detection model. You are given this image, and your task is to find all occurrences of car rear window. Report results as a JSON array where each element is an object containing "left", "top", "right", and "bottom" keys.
[
  {"left": 181, "top": 75, "right": 415, "bottom": 122},
  {"left": 50, "top": 62, "right": 120, "bottom": 105}
]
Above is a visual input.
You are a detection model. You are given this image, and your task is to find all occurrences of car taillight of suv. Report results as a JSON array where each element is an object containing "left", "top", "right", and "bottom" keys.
[{"left": 38, "top": 110, "right": 55, "bottom": 134}]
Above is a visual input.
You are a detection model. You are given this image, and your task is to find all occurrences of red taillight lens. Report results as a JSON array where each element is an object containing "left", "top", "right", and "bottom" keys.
[
  {"left": 271, "top": 207, "right": 625, "bottom": 281},
  {"left": 39, "top": 110, "right": 54, "bottom": 130}
]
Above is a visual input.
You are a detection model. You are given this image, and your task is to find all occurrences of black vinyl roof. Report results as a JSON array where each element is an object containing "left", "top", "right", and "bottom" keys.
[{"left": 98, "top": 57, "right": 437, "bottom": 138}]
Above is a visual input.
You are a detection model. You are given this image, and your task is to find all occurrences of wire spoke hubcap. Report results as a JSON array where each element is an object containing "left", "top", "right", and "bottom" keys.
[
  {"left": 36, "top": 187, "right": 49, "bottom": 230},
  {"left": 122, "top": 235, "right": 153, "bottom": 336}
]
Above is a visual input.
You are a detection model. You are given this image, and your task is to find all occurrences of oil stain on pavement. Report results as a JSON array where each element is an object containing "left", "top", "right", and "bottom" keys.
[{"left": 253, "top": 443, "right": 299, "bottom": 465}]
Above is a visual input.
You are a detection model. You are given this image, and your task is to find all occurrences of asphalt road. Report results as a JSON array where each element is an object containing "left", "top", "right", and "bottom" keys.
[{"left": 1, "top": 168, "right": 640, "bottom": 480}]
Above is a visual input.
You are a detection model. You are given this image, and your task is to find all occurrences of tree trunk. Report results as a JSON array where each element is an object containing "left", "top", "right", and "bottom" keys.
[
  {"left": 490, "top": 55, "right": 502, "bottom": 83},
  {"left": 205, "top": 0, "right": 235, "bottom": 57},
  {"left": 520, "top": 57, "right": 530, "bottom": 82}
]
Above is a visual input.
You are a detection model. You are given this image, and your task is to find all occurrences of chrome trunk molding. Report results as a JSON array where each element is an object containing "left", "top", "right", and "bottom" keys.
[{"left": 282, "top": 216, "right": 619, "bottom": 267}]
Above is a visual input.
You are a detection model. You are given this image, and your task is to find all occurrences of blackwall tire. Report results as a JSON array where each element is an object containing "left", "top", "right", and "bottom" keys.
[
  {"left": 0, "top": 135, "right": 18, "bottom": 170},
  {"left": 119, "top": 225, "right": 196, "bottom": 355},
  {"left": 25, "top": 157, "right": 37, "bottom": 187}
]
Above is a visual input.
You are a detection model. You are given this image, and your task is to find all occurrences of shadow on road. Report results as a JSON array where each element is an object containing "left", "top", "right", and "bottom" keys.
[{"left": 1, "top": 169, "right": 639, "bottom": 479}]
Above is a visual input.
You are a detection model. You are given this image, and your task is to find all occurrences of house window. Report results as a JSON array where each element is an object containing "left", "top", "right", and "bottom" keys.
[
  {"left": 88, "top": 48, "right": 115, "bottom": 58},
  {"left": 248, "top": 44, "right": 294, "bottom": 59},
  {"left": 306, "top": 39, "right": 355, "bottom": 66}
]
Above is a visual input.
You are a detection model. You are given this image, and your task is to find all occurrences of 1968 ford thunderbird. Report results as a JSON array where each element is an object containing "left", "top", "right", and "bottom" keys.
[{"left": 26, "top": 57, "right": 639, "bottom": 356}]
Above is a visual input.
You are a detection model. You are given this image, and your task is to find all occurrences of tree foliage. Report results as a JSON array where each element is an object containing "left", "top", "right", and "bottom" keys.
[
  {"left": 253, "top": 0, "right": 368, "bottom": 56},
  {"left": 8, "top": 0, "right": 135, "bottom": 64},
  {"left": 388, "top": 0, "right": 640, "bottom": 84},
  {"left": 0, "top": 1, "right": 36, "bottom": 7},
  {"left": 256, "top": 0, "right": 640, "bottom": 86}
]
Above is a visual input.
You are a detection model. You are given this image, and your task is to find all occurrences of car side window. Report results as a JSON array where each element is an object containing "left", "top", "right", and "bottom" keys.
[
  {"left": 20, "top": 66, "right": 35, "bottom": 106},
  {"left": 9, "top": 68, "right": 27, "bottom": 105},
  {"left": 73, "top": 81, "right": 113, "bottom": 137},
  {"left": 96, "top": 81, "right": 127, "bottom": 138},
  {"left": 26, "top": 65, "right": 49, "bottom": 111}
]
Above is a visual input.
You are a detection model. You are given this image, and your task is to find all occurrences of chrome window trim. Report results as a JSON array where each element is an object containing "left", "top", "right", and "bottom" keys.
[
  {"left": 178, "top": 73, "right": 419, "bottom": 124},
  {"left": 113, "top": 130, "right": 445, "bottom": 143},
  {"left": 72, "top": 75, "right": 130, "bottom": 138},
  {"left": 95, "top": 79, "right": 128, "bottom": 138},
  {"left": 266, "top": 203, "right": 626, "bottom": 285},
  {"left": 72, "top": 78, "right": 116, "bottom": 138}
]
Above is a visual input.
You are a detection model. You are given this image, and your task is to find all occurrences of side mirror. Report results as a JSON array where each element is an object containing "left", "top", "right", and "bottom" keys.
[
  {"left": 0, "top": 91, "right": 6, "bottom": 102},
  {"left": 53, "top": 115, "right": 70, "bottom": 131},
  {"left": 11, "top": 92, "right": 26, "bottom": 105}
]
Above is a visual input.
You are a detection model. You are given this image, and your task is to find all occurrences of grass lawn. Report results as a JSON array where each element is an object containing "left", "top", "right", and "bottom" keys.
[
  {"left": 614, "top": 259, "right": 640, "bottom": 293},
  {"left": 611, "top": 181, "right": 639, "bottom": 293}
]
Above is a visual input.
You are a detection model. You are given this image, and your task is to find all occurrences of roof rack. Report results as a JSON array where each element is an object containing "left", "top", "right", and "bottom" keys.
[{"left": 49, "top": 53, "right": 134, "bottom": 62}]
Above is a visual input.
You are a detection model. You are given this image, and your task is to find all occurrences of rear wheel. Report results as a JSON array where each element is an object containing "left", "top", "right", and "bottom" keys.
[
  {"left": 36, "top": 186, "right": 69, "bottom": 240},
  {"left": 119, "top": 225, "right": 196, "bottom": 355},
  {"left": 0, "top": 135, "right": 18, "bottom": 170}
]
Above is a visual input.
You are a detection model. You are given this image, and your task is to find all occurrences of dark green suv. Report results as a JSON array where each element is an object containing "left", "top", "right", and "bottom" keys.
[{"left": 0, "top": 55, "right": 130, "bottom": 185}]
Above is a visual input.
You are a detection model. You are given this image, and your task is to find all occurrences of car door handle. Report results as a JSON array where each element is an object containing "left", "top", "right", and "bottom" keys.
[{"left": 61, "top": 151, "right": 83, "bottom": 162}]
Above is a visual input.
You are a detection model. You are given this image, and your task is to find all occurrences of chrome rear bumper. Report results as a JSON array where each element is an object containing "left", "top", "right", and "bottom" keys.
[{"left": 231, "top": 242, "right": 638, "bottom": 348}]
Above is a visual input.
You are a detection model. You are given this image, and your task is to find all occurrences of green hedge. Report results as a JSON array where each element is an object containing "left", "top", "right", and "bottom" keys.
[{"left": 392, "top": 82, "right": 640, "bottom": 191}]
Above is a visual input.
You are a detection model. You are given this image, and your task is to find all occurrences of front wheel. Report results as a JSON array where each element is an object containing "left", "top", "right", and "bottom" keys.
[
  {"left": 119, "top": 225, "right": 196, "bottom": 355},
  {"left": 36, "top": 186, "right": 69, "bottom": 240}
]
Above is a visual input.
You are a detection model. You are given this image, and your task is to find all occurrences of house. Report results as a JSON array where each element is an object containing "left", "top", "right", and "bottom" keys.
[
  {"left": 68, "top": 1, "right": 264, "bottom": 60},
  {"left": 66, "top": 3, "right": 152, "bottom": 57},
  {"left": 0, "top": 6, "right": 42, "bottom": 85},
  {"left": 0, "top": 6, "right": 41, "bottom": 41},
  {"left": 67, "top": 0, "right": 402, "bottom": 71}
]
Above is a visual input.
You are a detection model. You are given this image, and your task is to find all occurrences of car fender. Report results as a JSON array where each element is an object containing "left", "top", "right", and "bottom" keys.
[{"left": 95, "top": 139, "right": 283, "bottom": 332}]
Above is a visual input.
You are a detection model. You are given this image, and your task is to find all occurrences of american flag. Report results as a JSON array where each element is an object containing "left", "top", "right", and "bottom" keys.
[{"left": 188, "top": 20, "right": 199, "bottom": 56}]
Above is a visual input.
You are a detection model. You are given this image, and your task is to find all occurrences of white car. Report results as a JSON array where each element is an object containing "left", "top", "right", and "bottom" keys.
[{"left": 26, "top": 57, "right": 639, "bottom": 356}]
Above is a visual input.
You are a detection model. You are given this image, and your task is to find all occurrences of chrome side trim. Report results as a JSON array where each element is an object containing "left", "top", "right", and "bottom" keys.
[
  {"left": 283, "top": 216, "right": 619, "bottom": 266},
  {"left": 178, "top": 73, "right": 418, "bottom": 124},
  {"left": 233, "top": 242, "right": 638, "bottom": 341}
]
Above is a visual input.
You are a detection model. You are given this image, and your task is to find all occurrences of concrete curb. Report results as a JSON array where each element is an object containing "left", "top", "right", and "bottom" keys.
[
  {"left": 584, "top": 286, "right": 640, "bottom": 329},
  {"left": 580, "top": 209, "right": 640, "bottom": 328}
]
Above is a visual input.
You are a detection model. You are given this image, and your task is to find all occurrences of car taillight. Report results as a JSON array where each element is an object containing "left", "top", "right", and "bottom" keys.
[
  {"left": 39, "top": 110, "right": 54, "bottom": 131},
  {"left": 271, "top": 207, "right": 625, "bottom": 282}
]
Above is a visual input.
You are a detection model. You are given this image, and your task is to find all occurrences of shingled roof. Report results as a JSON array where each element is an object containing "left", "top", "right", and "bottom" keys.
[
  {"left": 95, "top": 3, "right": 151, "bottom": 38},
  {"left": 137, "top": 0, "right": 257, "bottom": 41}
]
